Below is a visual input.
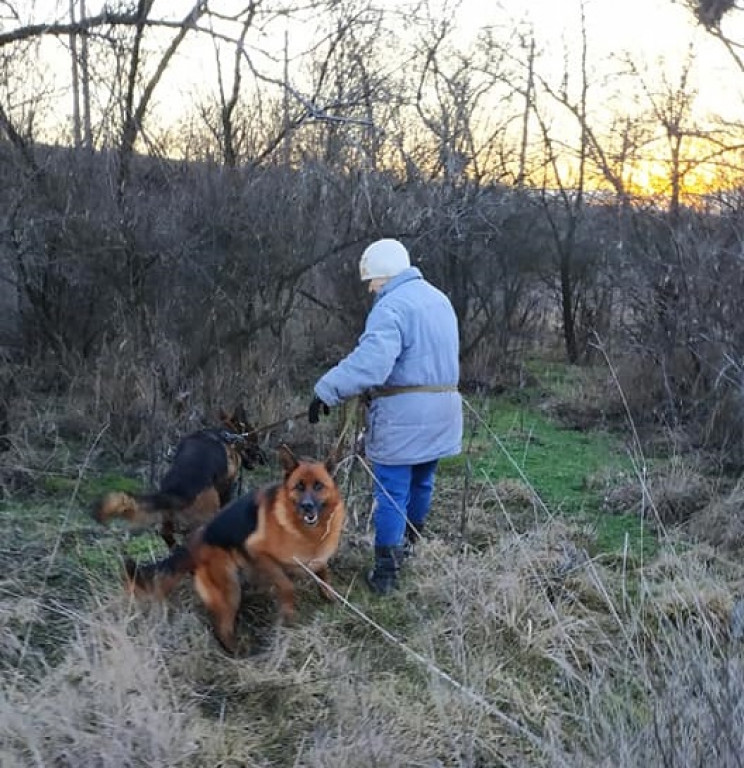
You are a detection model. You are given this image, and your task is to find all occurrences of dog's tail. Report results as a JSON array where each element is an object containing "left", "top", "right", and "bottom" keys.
[
  {"left": 124, "top": 544, "right": 194, "bottom": 599},
  {"left": 92, "top": 491, "right": 185, "bottom": 528}
]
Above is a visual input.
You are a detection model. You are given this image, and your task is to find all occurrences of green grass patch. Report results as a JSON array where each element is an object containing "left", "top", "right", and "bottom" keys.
[
  {"left": 41, "top": 472, "right": 143, "bottom": 504},
  {"left": 523, "top": 355, "right": 588, "bottom": 393},
  {"left": 74, "top": 530, "right": 168, "bottom": 577},
  {"left": 460, "top": 392, "right": 657, "bottom": 559},
  {"left": 0, "top": 495, "right": 167, "bottom": 589},
  {"left": 590, "top": 511, "right": 658, "bottom": 562},
  {"left": 470, "top": 395, "right": 631, "bottom": 512}
]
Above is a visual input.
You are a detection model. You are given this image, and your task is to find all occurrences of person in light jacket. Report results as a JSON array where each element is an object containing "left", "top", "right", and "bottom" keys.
[{"left": 309, "top": 238, "right": 463, "bottom": 594}]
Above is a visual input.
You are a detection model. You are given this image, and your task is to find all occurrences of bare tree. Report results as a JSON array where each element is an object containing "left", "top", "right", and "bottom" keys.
[
  {"left": 620, "top": 47, "right": 740, "bottom": 222},
  {"left": 520, "top": 2, "right": 592, "bottom": 364},
  {"left": 69, "top": 0, "right": 82, "bottom": 148}
]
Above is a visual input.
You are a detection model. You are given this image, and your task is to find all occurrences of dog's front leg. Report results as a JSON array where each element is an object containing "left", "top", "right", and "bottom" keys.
[
  {"left": 252, "top": 554, "right": 296, "bottom": 623},
  {"left": 314, "top": 563, "right": 335, "bottom": 603}
]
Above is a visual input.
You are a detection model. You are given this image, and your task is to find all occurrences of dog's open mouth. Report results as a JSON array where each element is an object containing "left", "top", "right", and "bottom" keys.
[{"left": 303, "top": 510, "right": 319, "bottom": 526}]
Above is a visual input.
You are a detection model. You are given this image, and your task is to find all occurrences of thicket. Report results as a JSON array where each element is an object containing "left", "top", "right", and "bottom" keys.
[{"left": 2, "top": 141, "right": 744, "bottom": 468}]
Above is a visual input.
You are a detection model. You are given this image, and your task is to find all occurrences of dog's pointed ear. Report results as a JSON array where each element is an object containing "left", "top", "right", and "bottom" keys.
[
  {"left": 232, "top": 404, "right": 248, "bottom": 429},
  {"left": 218, "top": 407, "right": 231, "bottom": 425},
  {"left": 324, "top": 448, "right": 339, "bottom": 476},
  {"left": 277, "top": 443, "right": 299, "bottom": 475}
]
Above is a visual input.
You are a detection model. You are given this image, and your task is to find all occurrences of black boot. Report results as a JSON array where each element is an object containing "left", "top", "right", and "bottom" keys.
[
  {"left": 403, "top": 521, "right": 424, "bottom": 560},
  {"left": 365, "top": 546, "right": 403, "bottom": 595}
]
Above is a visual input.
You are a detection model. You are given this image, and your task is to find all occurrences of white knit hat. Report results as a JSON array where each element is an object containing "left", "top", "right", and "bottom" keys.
[{"left": 359, "top": 239, "right": 410, "bottom": 281}]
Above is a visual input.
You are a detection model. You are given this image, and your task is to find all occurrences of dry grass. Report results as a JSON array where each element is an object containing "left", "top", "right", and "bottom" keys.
[
  {"left": 601, "top": 456, "right": 715, "bottom": 527},
  {"left": 4, "top": 380, "right": 744, "bottom": 766},
  {"left": 0, "top": 601, "right": 220, "bottom": 768},
  {"left": 3, "top": 482, "right": 744, "bottom": 767},
  {"left": 539, "top": 364, "right": 627, "bottom": 431},
  {"left": 688, "top": 480, "right": 744, "bottom": 552}
]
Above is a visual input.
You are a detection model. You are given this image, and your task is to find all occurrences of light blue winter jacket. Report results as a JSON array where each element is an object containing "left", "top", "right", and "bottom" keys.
[{"left": 314, "top": 267, "right": 463, "bottom": 465}]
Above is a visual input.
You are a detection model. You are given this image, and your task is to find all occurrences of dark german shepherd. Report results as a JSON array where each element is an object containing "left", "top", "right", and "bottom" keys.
[
  {"left": 125, "top": 445, "right": 346, "bottom": 653},
  {"left": 92, "top": 407, "right": 263, "bottom": 548}
]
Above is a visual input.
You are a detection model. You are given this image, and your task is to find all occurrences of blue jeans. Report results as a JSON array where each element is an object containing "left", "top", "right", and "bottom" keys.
[{"left": 372, "top": 460, "right": 439, "bottom": 547}]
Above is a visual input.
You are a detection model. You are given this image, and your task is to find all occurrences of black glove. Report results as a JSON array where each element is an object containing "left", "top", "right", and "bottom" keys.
[{"left": 308, "top": 395, "right": 330, "bottom": 424}]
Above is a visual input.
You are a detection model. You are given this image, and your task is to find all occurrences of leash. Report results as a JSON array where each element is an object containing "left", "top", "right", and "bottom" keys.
[
  {"left": 234, "top": 399, "right": 357, "bottom": 459},
  {"left": 235, "top": 409, "right": 310, "bottom": 440},
  {"left": 329, "top": 397, "right": 360, "bottom": 466},
  {"left": 226, "top": 409, "right": 310, "bottom": 497},
  {"left": 233, "top": 383, "right": 457, "bottom": 443}
]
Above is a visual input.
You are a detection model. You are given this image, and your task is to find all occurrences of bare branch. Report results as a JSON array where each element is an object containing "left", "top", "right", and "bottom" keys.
[
  {"left": 238, "top": 43, "right": 374, "bottom": 127},
  {"left": 0, "top": 10, "right": 141, "bottom": 46}
]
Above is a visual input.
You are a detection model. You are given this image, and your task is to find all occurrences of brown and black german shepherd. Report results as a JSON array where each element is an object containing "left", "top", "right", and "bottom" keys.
[
  {"left": 124, "top": 445, "right": 346, "bottom": 653},
  {"left": 92, "top": 407, "right": 264, "bottom": 548}
]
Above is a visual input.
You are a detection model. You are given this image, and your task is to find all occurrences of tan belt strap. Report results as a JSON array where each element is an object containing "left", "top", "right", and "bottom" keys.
[{"left": 367, "top": 384, "right": 459, "bottom": 400}]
